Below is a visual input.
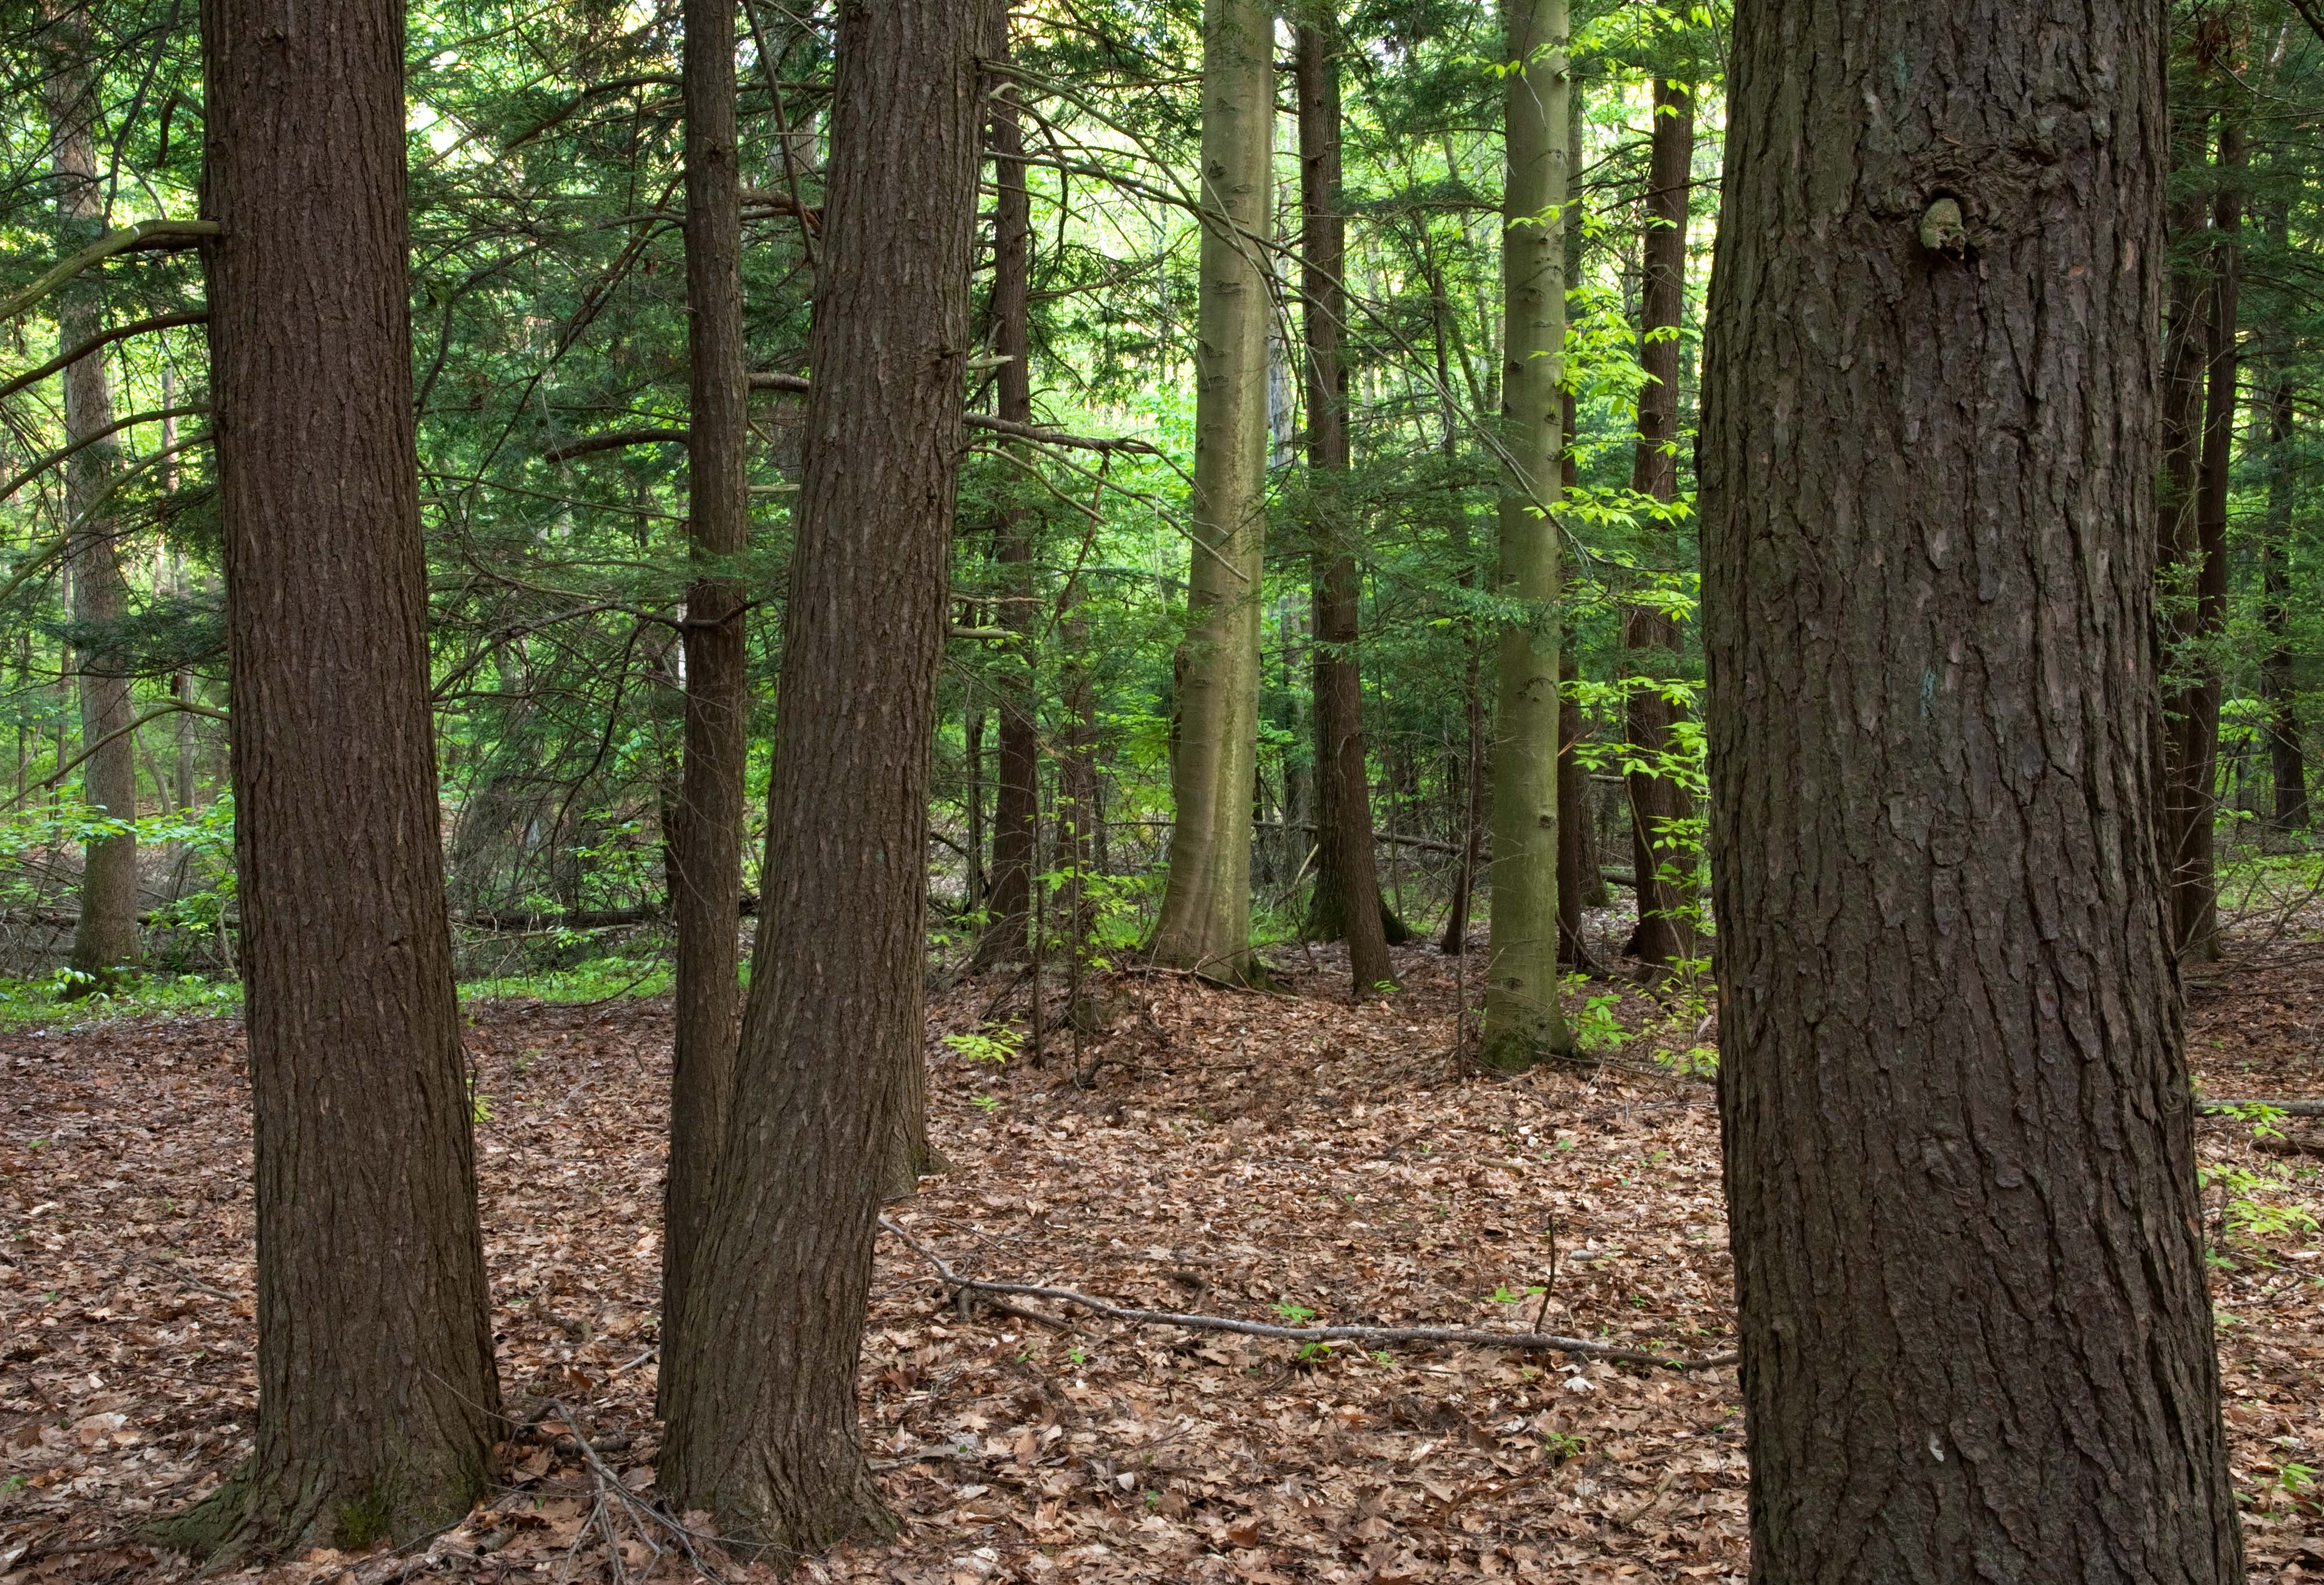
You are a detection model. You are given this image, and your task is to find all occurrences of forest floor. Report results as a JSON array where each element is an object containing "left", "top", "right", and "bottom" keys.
[{"left": 2, "top": 939, "right": 2321, "bottom": 1584}]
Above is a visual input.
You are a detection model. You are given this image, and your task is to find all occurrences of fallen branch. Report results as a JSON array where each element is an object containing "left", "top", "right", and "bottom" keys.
[
  {"left": 2199, "top": 1098, "right": 2324, "bottom": 1118},
  {"left": 878, "top": 1216, "right": 1735, "bottom": 1372}
]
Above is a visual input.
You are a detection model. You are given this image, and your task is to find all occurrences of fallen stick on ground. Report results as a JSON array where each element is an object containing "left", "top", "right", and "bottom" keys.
[{"left": 878, "top": 1216, "right": 1736, "bottom": 1373}]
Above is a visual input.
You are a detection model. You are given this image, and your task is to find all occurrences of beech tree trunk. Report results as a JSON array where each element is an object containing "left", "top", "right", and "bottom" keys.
[
  {"left": 1620, "top": 73, "right": 1696, "bottom": 970},
  {"left": 43, "top": 6, "right": 139, "bottom": 983},
  {"left": 655, "top": 0, "right": 982, "bottom": 1548},
  {"left": 1297, "top": 12, "right": 1391, "bottom": 996},
  {"left": 1701, "top": 2, "right": 2244, "bottom": 1578},
  {"left": 166, "top": 0, "right": 501, "bottom": 1557},
  {"left": 974, "top": 21, "right": 1040, "bottom": 970},
  {"left": 2262, "top": 368, "right": 2306, "bottom": 831},
  {"left": 1481, "top": 0, "right": 1575, "bottom": 1068},
  {"left": 1150, "top": 0, "right": 1272, "bottom": 982},
  {"left": 661, "top": 0, "right": 751, "bottom": 1416},
  {"left": 2174, "top": 116, "right": 2243, "bottom": 960}
]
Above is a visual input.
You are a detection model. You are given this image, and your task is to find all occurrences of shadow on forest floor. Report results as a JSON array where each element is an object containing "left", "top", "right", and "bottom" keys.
[{"left": 1, "top": 941, "right": 2319, "bottom": 1582}]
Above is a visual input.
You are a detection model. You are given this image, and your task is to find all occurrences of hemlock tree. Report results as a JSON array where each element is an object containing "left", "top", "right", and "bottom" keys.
[
  {"left": 655, "top": 0, "right": 983, "bottom": 1548},
  {"left": 1149, "top": 0, "right": 1272, "bottom": 983},
  {"left": 660, "top": 0, "right": 751, "bottom": 1414},
  {"left": 1700, "top": 0, "right": 2245, "bottom": 1577},
  {"left": 43, "top": 3, "right": 139, "bottom": 985},
  {"left": 164, "top": 0, "right": 501, "bottom": 1556},
  {"left": 1296, "top": 8, "right": 1392, "bottom": 996},
  {"left": 1480, "top": 0, "right": 1575, "bottom": 1068}
]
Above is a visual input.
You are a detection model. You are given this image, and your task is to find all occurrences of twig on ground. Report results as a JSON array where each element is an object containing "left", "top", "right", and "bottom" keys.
[{"left": 877, "top": 1217, "right": 1735, "bottom": 1372}]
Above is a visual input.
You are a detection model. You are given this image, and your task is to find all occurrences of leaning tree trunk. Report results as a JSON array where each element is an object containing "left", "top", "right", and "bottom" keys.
[
  {"left": 2175, "top": 114, "right": 2243, "bottom": 961},
  {"left": 43, "top": 8, "right": 139, "bottom": 984},
  {"left": 973, "top": 21, "right": 1040, "bottom": 971},
  {"left": 1296, "top": 12, "right": 1391, "bottom": 996},
  {"left": 1700, "top": 1, "right": 2244, "bottom": 1578},
  {"left": 1619, "top": 73, "right": 1696, "bottom": 971},
  {"left": 660, "top": 0, "right": 751, "bottom": 1418},
  {"left": 164, "top": 0, "right": 501, "bottom": 1558},
  {"left": 1480, "top": 0, "right": 1575, "bottom": 1068},
  {"left": 656, "top": 0, "right": 982, "bottom": 1550},
  {"left": 1149, "top": 0, "right": 1272, "bottom": 984}
]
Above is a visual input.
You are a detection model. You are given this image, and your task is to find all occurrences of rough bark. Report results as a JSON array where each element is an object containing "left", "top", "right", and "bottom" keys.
[
  {"left": 1480, "top": 0, "right": 1575, "bottom": 1068},
  {"left": 974, "top": 23, "right": 1040, "bottom": 970},
  {"left": 162, "top": 0, "right": 500, "bottom": 1558},
  {"left": 1700, "top": 1, "right": 2243, "bottom": 1578},
  {"left": 44, "top": 6, "right": 139, "bottom": 982},
  {"left": 655, "top": 0, "right": 982, "bottom": 1549},
  {"left": 2174, "top": 115, "right": 2242, "bottom": 961},
  {"left": 1149, "top": 0, "right": 1272, "bottom": 984},
  {"left": 2262, "top": 368, "right": 2306, "bottom": 830},
  {"left": 2157, "top": 101, "right": 2212, "bottom": 956},
  {"left": 1620, "top": 73, "right": 1697, "bottom": 970},
  {"left": 1296, "top": 13, "right": 1391, "bottom": 996},
  {"left": 661, "top": 0, "right": 751, "bottom": 1418},
  {"left": 1556, "top": 393, "right": 1601, "bottom": 967}
]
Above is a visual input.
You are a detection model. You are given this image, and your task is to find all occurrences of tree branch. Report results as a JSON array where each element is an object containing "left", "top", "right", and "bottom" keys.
[
  {"left": 878, "top": 1216, "right": 1736, "bottom": 1372},
  {"left": 540, "top": 426, "right": 691, "bottom": 462},
  {"left": 0, "top": 310, "right": 207, "bottom": 404},
  {"left": 748, "top": 371, "right": 1158, "bottom": 454},
  {"left": 0, "top": 219, "right": 220, "bottom": 324},
  {"left": 0, "top": 403, "right": 208, "bottom": 501}
]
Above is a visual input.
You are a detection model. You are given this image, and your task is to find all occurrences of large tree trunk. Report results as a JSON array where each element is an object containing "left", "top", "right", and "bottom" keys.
[
  {"left": 1700, "top": 1, "right": 2243, "bottom": 1577},
  {"left": 655, "top": 0, "right": 982, "bottom": 1548},
  {"left": 2157, "top": 103, "right": 2213, "bottom": 955},
  {"left": 2174, "top": 116, "right": 2243, "bottom": 961},
  {"left": 1149, "top": 0, "right": 1272, "bottom": 983},
  {"left": 1296, "top": 12, "right": 1391, "bottom": 996},
  {"left": 660, "top": 0, "right": 751, "bottom": 1418},
  {"left": 1556, "top": 392, "right": 1602, "bottom": 969},
  {"left": 2262, "top": 367, "right": 2306, "bottom": 831},
  {"left": 165, "top": 0, "right": 501, "bottom": 1558},
  {"left": 43, "top": 5, "right": 139, "bottom": 984},
  {"left": 1619, "top": 73, "right": 1696, "bottom": 971},
  {"left": 1480, "top": 0, "right": 1574, "bottom": 1068},
  {"left": 974, "top": 21, "right": 1040, "bottom": 970}
]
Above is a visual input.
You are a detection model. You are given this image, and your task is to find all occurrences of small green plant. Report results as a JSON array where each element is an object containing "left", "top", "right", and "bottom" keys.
[
  {"left": 1272, "top": 1300, "right": 1317, "bottom": 1324},
  {"left": 943, "top": 1024, "right": 1025, "bottom": 1066},
  {"left": 1542, "top": 1430, "right": 1587, "bottom": 1460},
  {"left": 1295, "top": 1341, "right": 1329, "bottom": 1364},
  {"left": 1572, "top": 994, "right": 1626, "bottom": 1053},
  {"left": 1067, "top": 1346, "right": 1087, "bottom": 1367},
  {"left": 971, "top": 1094, "right": 1002, "bottom": 1113},
  {"left": 1489, "top": 1285, "right": 1545, "bottom": 1305}
]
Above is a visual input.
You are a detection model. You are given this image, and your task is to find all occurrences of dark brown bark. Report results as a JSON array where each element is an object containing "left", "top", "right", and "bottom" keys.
[
  {"left": 656, "top": 0, "right": 982, "bottom": 1548},
  {"left": 2157, "top": 102, "right": 2212, "bottom": 955},
  {"left": 44, "top": 5, "right": 139, "bottom": 982},
  {"left": 164, "top": 0, "right": 500, "bottom": 1557},
  {"left": 974, "top": 20, "right": 1039, "bottom": 970},
  {"left": 1296, "top": 14, "right": 1391, "bottom": 994},
  {"left": 1432, "top": 256, "right": 1483, "bottom": 959},
  {"left": 1620, "top": 73, "right": 1695, "bottom": 970},
  {"left": 661, "top": 0, "right": 752, "bottom": 1417},
  {"left": 2262, "top": 371, "right": 2306, "bottom": 830},
  {"left": 2173, "top": 116, "right": 2243, "bottom": 961},
  {"left": 1700, "top": 1, "right": 2243, "bottom": 1578}
]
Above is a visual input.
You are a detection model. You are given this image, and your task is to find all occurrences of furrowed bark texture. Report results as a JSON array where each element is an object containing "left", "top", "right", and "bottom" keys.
[
  {"left": 974, "top": 21, "right": 1040, "bottom": 970},
  {"left": 1620, "top": 73, "right": 1695, "bottom": 970},
  {"left": 661, "top": 0, "right": 751, "bottom": 1416},
  {"left": 179, "top": 0, "right": 500, "bottom": 1557},
  {"left": 44, "top": 6, "right": 140, "bottom": 980},
  {"left": 1149, "top": 0, "right": 1272, "bottom": 983},
  {"left": 655, "top": 0, "right": 982, "bottom": 1550},
  {"left": 1296, "top": 13, "right": 1391, "bottom": 995},
  {"left": 1700, "top": 2, "right": 2243, "bottom": 1580},
  {"left": 2156, "top": 102, "right": 2211, "bottom": 957},
  {"left": 1482, "top": 0, "right": 1574, "bottom": 1067}
]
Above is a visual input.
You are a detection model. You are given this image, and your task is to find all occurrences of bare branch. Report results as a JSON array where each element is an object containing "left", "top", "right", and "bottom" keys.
[
  {"left": 0, "top": 310, "right": 207, "bottom": 403},
  {"left": 0, "top": 219, "right": 220, "bottom": 324}
]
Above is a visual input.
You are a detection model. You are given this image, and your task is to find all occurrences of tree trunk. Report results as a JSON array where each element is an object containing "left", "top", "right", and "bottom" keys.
[
  {"left": 1480, "top": 0, "right": 1575, "bottom": 1068},
  {"left": 2262, "top": 367, "right": 2305, "bottom": 831},
  {"left": 2157, "top": 102, "right": 2212, "bottom": 956},
  {"left": 661, "top": 0, "right": 752, "bottom": 1418},
  {"left": 1149, "top": 0, "right": 1272, "bottom": 984},
  {"left": 655, "top": 0, "right": 982, "bottom": 1549},
  {"left": 1433, "top": 257, "right": 1484, "bottom": 959},
  {"left": 1297, "top": 13, "right": 1391, "bottom": 996},
  {"left": 1556, "top": 393, "right": 1602, "bottom": 967},
  {"left": 974, "top": 24, "right": 1039, "bottom": 970},
  {"left": 164, "top": 0, "right": 500, "bottom": 1558},
  {"left": 2175, "top": 115, "right": 2243, "bottom": 961},
  {"left": 1700, "top": 1, "right": 2244, "bottom": 1577},
  {"left": 1620, "top": 73, "right": 1696, "bottom": 970},
  {"left": 43, "top": 5, "right": 139, "bottom": 984}
]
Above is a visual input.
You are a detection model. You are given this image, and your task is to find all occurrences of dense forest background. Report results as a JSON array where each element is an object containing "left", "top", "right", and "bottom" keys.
[{"left": 2, "top": 0, "right": 2322, "bottom": 1580}]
